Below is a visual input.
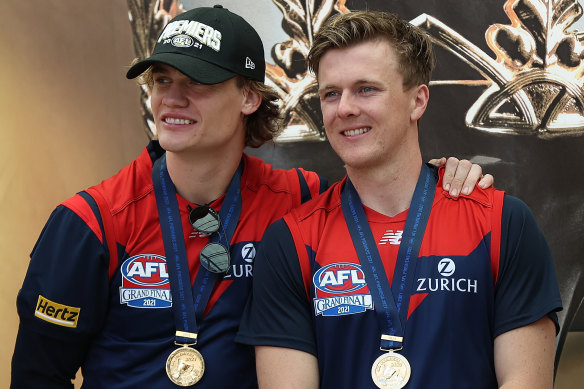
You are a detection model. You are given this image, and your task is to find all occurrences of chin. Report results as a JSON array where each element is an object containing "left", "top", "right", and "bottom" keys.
[
  {"left": 157, "top": 138, "right": 186, "bottom": 153},
  {"left": 336, "top": 148, "right": 371, "bottom": 166},
  {"left": 156, "top": 131, "right": 189, "bottom": 150}
]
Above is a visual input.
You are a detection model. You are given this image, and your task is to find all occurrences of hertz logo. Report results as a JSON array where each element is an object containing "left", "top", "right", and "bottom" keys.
[{"left": 34, "top": 295, "right": 80, "bottom": 328}]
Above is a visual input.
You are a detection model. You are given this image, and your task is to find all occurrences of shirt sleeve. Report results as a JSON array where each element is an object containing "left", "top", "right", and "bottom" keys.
[
  {"left": 11, "top": 324, "right": 86, "bottom": 389},
  {"left": 236, "top": 218, "right": 317, "bottom": 356},
  {"left": 494, "top": 195, "right": 563, "bottom": 337},
  {"left": 11, "top": 204, "right": 110, "bottom": 387}
]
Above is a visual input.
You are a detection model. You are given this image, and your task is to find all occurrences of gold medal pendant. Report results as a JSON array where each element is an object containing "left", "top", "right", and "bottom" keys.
[
  {"left": 371, "top": 351, "right": 411, "bottom": 389},
  {"left": 166, "top": 345, "right": 205, "bottom": 386}
]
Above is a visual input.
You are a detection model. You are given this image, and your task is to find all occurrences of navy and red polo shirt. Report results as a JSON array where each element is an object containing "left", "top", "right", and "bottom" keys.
[
  {"left": 13, "top": 140, "right": 325, "bottom": 388},
  {"left": 237, "top": 170, "right": 562, "bottom": 389}
]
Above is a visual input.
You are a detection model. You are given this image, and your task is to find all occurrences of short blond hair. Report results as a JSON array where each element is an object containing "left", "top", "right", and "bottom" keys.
[{"left": 308, "top": 11, "right": 434, "bottom": 89}]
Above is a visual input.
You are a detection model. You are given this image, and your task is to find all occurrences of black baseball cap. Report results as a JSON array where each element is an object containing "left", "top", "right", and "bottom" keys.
[{"left": 126, "top": 5, "right": 265, "bottom": 84}]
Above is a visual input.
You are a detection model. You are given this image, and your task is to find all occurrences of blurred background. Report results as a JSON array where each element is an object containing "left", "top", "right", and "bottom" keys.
[{"left": 2, "top": 1, "right": 582, "bottom": 387}]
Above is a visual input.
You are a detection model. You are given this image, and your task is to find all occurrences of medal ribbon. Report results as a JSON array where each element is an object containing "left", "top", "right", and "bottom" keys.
[
  {"left": 341, "top": 163, "right": 436, "bottom": 350},
  {"left": 153, "top": 154, "right": 242, "bottom": 345}
]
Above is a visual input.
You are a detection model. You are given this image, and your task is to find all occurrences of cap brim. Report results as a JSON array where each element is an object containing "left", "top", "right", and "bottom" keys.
[{"left": 126, "top": 52, "right": 237, "bottom": 84}]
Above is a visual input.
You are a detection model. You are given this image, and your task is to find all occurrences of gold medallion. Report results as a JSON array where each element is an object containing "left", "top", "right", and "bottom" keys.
[
  {"left": 371, "top": 351, "right": 411, "bottom": 389},
  {"left": 166, "top": 346, "right": 205, "bottom": 386}
]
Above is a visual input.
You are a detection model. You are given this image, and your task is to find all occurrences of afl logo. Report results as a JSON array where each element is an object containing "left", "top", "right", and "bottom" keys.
[
  {"left": 172, "top": 34, "right": 194, "bottom": 48},
  {"left": 121, "top": 254, "right": 169, "bottom": 287},
  {"left": 438, "top": 258, "right": 456, "bottom": 277},
  {"left": 313, "top": 263, "right": 367, "bottom": 294}
]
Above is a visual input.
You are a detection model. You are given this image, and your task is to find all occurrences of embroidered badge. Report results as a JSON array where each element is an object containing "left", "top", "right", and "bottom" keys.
[
  {"left": 119, "top": 254, "right": 172, "bottom": 308},
  {"left": 313, "top": 262, "right": 373, "bottom": 316}
]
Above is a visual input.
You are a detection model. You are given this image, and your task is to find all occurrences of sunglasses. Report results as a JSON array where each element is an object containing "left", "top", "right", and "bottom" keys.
[{"left": 188, "top": 204, "right": 231, "bottom": 274}]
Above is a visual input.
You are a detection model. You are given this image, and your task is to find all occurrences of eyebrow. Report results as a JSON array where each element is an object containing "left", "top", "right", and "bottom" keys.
[
  {"left": 318, "top": 85, "right": 336, "bottom": 94},
  {"left": 318, "top": 79, "right": 380, "bottom": 93}
]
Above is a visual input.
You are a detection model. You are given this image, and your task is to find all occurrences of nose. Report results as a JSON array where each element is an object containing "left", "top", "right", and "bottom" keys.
[
  {"left": 162, "top": 82, "right": 189, "bottom": 108},
  {"left": 336, "top": 91, "right": 359, "bottom": 118}
]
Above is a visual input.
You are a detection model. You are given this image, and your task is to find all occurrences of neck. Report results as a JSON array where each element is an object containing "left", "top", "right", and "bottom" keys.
[
  {"left": 346, "top": 150, "right": 423, "bottom": 217},
  {"left": 165, "top": 149, "right": 243, "bottom": 205}
]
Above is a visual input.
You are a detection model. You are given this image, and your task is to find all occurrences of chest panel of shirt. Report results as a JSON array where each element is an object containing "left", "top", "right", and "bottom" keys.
[
  {"left": 394, "top": 195, "right": 494, "bottom": 326},
  {"left": 81, "top": 166, "right": 309, "bottom": 388},
  {"left": 305, "top": 199, "right": 492, "bottom": 354},
  {"left": 310, "top": 247, "right": 497, "bottom": 389},
  {"left": 105, "top": 182, "right": 303, "bottom": 344},
  {"left": 309, "top": 195, "right": 495, "bottom": 308},
  {"left": 304, "top": 200, "right": 497, "bottom": 389}
]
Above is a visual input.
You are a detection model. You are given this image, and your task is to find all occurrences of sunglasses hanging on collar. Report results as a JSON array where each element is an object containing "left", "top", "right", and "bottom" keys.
[{"left": 188, "top": 204, "right": 231, "bottom": 274}]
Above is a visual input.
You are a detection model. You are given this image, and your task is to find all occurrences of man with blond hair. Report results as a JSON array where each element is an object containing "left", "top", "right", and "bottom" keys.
[{"left": 237, "top": 10, "right": 562, "bottom": 389}]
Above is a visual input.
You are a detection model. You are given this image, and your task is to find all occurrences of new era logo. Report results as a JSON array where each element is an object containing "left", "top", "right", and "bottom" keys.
[{"left": 245, "top": 57, "right": 255, "bottom": 70}]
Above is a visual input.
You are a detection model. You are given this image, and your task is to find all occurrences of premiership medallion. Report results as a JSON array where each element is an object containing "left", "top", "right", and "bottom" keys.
[
  {"left": 371, "top": 351, "right": 411, "bottom": 389},
  {"left": 166, "top": 346, "right": 205, "bottom": 386}
]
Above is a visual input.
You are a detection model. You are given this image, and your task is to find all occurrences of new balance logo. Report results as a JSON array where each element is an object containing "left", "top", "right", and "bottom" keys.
[
  {"left": 245, "top": 57, "right": 255, "bottom": 69},
  {"left": 379, "top": 230, "right": 402, "bottom": 245}
]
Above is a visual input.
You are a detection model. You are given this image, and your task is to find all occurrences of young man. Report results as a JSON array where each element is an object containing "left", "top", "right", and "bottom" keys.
[
  {"left": 237, "top": 11, "right": 562, "bottom": 389},
  {"left": 11, "top": 6, "right": 490, "bottom": 389}
]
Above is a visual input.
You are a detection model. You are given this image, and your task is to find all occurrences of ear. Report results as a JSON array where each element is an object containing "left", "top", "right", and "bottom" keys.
[
  {"left": 241, "top": 87, "right": 262, "bottom": 115},
  {"left": 410, "top": 84, "right": 429, "bottom": 122}
]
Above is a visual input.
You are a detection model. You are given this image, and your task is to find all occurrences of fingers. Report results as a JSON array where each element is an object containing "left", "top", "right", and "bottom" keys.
[
  {"left": 428, "top": 157, "right": 447, "bottom": 167},
  {"left": 442, "top": 157, "right": 470, "bottom": 197},
  {"left": 460, "top": 163, "right": 483, "bottom": 195},
  {"left": 478, "top": 173, "right": 494, "bottom": 189},
  {"left": 439, "top": 157, "right": 494, "bottom": 197}
]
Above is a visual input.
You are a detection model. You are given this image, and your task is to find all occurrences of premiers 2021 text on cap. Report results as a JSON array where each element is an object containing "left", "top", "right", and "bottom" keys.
[{"left": 126, "top": 5, "right": 265, "bottom": 84}]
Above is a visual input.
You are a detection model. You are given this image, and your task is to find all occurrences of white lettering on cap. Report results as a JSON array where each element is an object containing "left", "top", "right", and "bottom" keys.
[{"left": 158, "top": 19, "right": 221, "bottom": 51}]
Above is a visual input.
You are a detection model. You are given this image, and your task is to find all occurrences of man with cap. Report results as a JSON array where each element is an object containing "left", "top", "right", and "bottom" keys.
[{"left": 10, "top": 5, "right": 491, "bottom": 388}]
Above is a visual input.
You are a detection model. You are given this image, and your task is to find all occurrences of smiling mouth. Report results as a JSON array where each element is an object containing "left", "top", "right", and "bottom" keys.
[
  {"left": 164, "top": 117, "right": 195, "bottom": 125},
  {"left": 343, "top": 127, "right": 370, "bottom": 136}
]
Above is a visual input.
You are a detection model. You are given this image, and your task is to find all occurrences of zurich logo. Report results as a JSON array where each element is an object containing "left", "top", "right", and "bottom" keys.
[
  {"left": 121, "top": 254, "right": 169, "bottom": 287},
  {"left": 438, "top": 258, "right": 456, "bottom": 277},
  {"left": 241, "top": 243, "right": 256, "bottom": 263},
  {"left": 313, "top": 263, "right": 367, "bottom": 294}
]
